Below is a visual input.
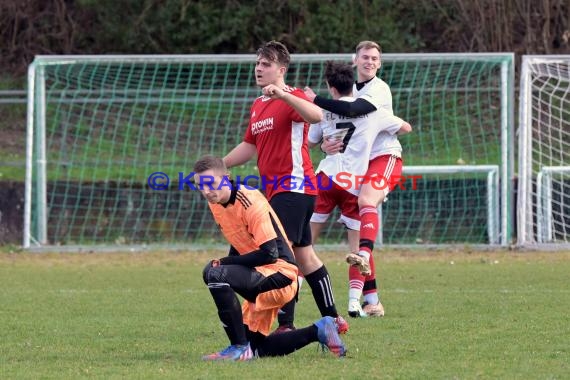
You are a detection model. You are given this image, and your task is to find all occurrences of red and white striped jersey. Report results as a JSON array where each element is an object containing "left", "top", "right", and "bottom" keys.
[{"left": 244, "top": 86, "right": 317, "bottom": 200}]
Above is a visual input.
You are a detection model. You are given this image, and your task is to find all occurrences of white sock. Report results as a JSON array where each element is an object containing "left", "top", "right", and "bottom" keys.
[
  {"left": 358, "top": 250, "right": 371, "bottom": 262},
  {"left": 364, "top": 292, "right": 379, "bottom": 306},
  {"left": 348, "top": 288, "right": 363, "bottom": 302},
  {"left": 348, "top": 297, "right": 360, "bottom": 310}
]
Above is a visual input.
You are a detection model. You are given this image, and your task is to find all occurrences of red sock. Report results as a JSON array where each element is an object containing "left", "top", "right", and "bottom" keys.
[
  {"left": 359, "top": 205, "right": 378, "bottom": 254},
  {"left": 349, "top": 265, "right": 365, "bottom": 289},
  {"left": 364, "top": 254, "right": 376, "bottom": 281}
]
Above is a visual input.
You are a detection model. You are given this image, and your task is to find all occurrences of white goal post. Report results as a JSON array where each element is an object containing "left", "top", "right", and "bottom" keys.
[
  {"left": 535, "top": 166, "right": 570, "bottom": 243},
  {"left": 518, "top": 55, "right": 570, "bottom": 246}
]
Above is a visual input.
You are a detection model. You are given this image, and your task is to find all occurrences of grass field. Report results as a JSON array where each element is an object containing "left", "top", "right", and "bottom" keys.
[{"left": 1, "top": 249, "right": 569, "bottom": 379}]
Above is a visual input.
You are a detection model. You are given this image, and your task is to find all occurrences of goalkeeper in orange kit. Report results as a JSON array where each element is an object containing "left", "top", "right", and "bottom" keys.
[{"left": 194, "top": 155, "right": 346, "bottom": 361}]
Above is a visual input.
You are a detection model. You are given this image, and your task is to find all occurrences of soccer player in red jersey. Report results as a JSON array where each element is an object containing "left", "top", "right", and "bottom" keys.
[
  {"left": 195, "top": 156, "right": 346, "bottom": 361},
  {"left": 223, "top": 41, "right": 347, "bottom": 333}
]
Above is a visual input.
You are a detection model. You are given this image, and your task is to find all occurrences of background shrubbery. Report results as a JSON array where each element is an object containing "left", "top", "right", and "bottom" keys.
[{"left": 1, "top": 0, "right": 569, "bottom": 77}]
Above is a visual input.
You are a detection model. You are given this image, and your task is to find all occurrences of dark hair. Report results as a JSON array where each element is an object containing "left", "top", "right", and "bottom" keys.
[
  {"left": 256, "top": 40, "right": 291, "bottom": 68},
  {"left": 193, "top": 155, "right": 227, "bottom": 174},
  {"left": 324, "top": 61, "right": 354, "bottom": 96}
]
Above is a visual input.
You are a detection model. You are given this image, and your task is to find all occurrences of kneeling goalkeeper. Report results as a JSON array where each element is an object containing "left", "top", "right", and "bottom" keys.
[{"left": 195, "top": 155, "right": 346, "bottom": 361}]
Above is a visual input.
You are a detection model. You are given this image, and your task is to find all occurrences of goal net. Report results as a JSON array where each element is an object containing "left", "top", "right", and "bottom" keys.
[
  {"left": 518, "top": 56, "right": 570, "bottom": 246},
  {"left": 24, "top": 53, "right": 514, "bottom": 248}
]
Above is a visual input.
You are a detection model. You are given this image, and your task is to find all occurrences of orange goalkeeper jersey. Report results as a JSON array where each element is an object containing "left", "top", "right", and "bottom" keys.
[{"left": 208, "top": 187, "right": 296, "bottom": 264}]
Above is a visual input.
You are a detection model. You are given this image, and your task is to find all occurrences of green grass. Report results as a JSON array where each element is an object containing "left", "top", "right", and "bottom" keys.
[{"left": 1, "top": 249, "right": 569, "bottom": 379}]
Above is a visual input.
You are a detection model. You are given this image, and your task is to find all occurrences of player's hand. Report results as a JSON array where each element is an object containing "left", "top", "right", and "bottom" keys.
[
  {"left": 397, "top": 121, "right": 413, "bottom": 135},
  {"left": 303, "top": 86, "right": 317, "bottom": 101},
  {"left": 262, "top": 84, "right": 285, "bottom": 99},
  {"left": 211, "top": 259, "right": 221, "bottom": 268},
  {"left": 321, "top": 138, "right": 344, "bottom": 154}
]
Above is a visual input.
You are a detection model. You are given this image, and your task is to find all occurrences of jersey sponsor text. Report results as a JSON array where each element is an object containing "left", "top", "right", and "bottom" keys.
[{"left": 251, "top": 117, "right": 274, "bottom": 135}]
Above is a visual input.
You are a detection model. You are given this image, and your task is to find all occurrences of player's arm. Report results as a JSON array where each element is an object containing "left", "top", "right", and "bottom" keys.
[
  {"left": 219, "top": 239, "right": 279, "bottom": 267},
  {"left": 398, "top": 122, "right": 412, "bottom": 135},
  {"left": 313, "top": 96, "right": 376, "bottom": 117},
  {"left": 228, "top": 245, "right": 240, "bottom": 256},
  {"left": 320, "top": 138, "right": 343, "bottom": 155},
  {"left": 308, "top": 122, "right": 324, "bottom": 149},
  {"left": 223, "top": 142, "right": 256, "bottom": 168},
  {"left": 378, "top": 113, "right": 413, "bottom": 136},
  {"left": 308, "top": 141, "right": 320, "bottom": 149},
  {"left": 284, "top": 92, "right": 323, "bottom": 123},
  {"left": 262, "top": 84, "right": 322, "bottom": 123}
]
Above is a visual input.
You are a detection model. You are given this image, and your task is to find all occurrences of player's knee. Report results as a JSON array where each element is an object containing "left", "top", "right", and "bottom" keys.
[
  {"left": 358, "top": 195, "right": 378, "bottom": 208},
  {"left": 202, "top": 263, "right": 211, "bottom": 284},
  {"left": 202, "top": 261, "right": 222, "bottom": 284}
]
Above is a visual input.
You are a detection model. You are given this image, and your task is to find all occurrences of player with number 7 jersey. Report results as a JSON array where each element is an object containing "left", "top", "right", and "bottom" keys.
[
  {"left": 307, "top": 59, "right": 412, "bottom": 319},
  {"left": 308, "top": 61, "right": 408, "bottom": 238},
  {"left": 309, "top": 101, "right": 405, "bottom": 198}
]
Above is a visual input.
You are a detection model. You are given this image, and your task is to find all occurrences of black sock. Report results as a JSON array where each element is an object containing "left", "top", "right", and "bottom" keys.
[
  {"left": 359, "top": 238, "right": 374, "bottom": 252},
  {"left": 305, "top": 265, "right": 338, "bottom": 317},
  {"left": 253, "top": 326, "right": 318, "bottom": 357},
  {"left": 208, "top": 285, "right": 247, "bottom": 345},
  {"left": 277, "top": 298, "right": 296, "bottom": 327}
]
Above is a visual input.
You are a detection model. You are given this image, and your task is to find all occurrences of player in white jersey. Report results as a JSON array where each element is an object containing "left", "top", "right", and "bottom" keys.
[
  {"left": 353, "top": 75, "right": 403, "bottom": 160},
  {"left": 305, "top": 41, "right": 412, "bottom": 317},
  {"left": 309, "top": 104, "right": 402, "bottom": 196},
  {"left": 307, "top": 61, "right": 411, "bottom": 318}
]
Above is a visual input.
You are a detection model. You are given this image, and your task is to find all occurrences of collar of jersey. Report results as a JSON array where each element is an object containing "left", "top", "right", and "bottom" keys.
[
  {"left": 355, "top": 77, "right": 375, "bottom": 91},
  {"left": 221, "top": 181, "right": 238, "bottom": 208}
]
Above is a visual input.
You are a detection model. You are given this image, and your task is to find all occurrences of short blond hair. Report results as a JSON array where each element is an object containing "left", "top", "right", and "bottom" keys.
[{"left": 355, "top": 40, "right": 382, "bottom": 55}]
